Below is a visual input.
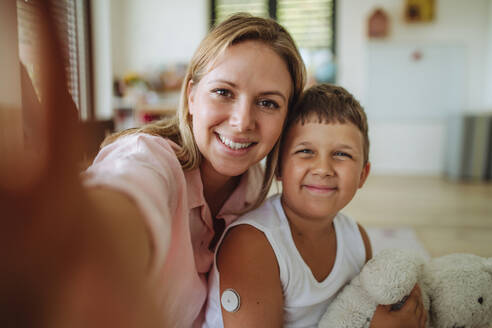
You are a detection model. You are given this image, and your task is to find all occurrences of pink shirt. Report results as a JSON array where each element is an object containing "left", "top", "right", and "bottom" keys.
[{"left": 83, "top": 133, "right": 263, "bottom": 327}]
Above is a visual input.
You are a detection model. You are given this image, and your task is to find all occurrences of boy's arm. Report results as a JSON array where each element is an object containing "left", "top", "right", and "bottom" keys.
[
  {"left": 216, "top": 224, "right": 284, "bottom": 328},
  {"left": 370, "top": 285, "right": 427, "bottom": 328},
  {"left": 357, "top": 224, "right": 427, "bottom": 328},
  {"left": 358, "top": 223, "right": 373, "bottom": 263}
]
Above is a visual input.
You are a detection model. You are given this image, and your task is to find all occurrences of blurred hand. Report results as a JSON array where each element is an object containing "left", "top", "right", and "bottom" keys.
[
  {"left": 370, "top": 284, "right": 427, "bottom": 328},
  {"left": 0, "top": 3, "right": 161, "bottom": 328}
]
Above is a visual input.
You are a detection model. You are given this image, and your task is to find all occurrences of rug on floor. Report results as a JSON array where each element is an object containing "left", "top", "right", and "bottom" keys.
[{"left": 366, "top": 227, "right": 430, "bottom": 259}]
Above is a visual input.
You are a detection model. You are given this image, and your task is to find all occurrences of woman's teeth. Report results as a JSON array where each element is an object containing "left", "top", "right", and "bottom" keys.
[{"left": 218, "top": 135, "right": 253, "bottom": 150}]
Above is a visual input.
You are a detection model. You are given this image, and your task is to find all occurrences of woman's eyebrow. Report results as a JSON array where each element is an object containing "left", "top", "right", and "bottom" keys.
[
  {"left": 207, "top": 79, "right": 237, "bottom": 87},
  {"left": 259, "top": 91, "right": 287, "bottom": 102}
]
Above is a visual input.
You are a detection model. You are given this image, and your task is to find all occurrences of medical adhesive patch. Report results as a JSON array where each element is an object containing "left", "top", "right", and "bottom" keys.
[{"left": 221, "top": 288, "right": 240, "bottom": 312}]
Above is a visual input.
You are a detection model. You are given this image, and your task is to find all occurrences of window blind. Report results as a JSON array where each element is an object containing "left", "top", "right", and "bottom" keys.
[
  {"left": 211, "top": 0, "right": 335, "bottom": 52},
  {"left": 213, "top": 0, "right": 269, "bottom": 26},
  {"left": 277, "top": 0, "right": 334, "bottom": 51},
  {"left": 16, "top": 0, "right": 91, "bottom": 119}
]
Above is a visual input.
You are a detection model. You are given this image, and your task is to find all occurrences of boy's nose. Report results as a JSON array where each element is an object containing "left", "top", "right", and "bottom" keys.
[
  {"left": 229, "top": 100, "right": 256, "bottom": 132},
  {"left": 313, "top": 157, "right": 335, "bottom": 177}
]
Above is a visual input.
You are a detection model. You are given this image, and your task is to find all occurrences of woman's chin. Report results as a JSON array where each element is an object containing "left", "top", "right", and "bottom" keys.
[
  {"left": 200, "top": 157, "right": 251, "bottom": 181},
  {"left": 213, "top": 163, "right": 250, "bottom": 178}
]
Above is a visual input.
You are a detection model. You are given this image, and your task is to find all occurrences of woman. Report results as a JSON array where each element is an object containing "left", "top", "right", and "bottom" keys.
[{"left": 84, "top": 13, "right": 305, "bottom": 327}]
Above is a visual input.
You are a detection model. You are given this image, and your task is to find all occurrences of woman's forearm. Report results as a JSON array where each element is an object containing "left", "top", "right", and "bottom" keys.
[{"left": 86, "top": 187, "right": 152, "bottom": 275}]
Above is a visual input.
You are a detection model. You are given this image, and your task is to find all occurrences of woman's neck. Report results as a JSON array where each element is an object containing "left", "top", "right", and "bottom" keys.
[{"left": 200, "top": 161, "right": 240, "bottom": 218}]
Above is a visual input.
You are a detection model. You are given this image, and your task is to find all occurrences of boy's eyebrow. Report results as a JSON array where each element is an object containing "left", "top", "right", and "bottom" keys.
[
  {"left": 335, "top": 143, "right": 362, "bottom": 153},
  {"left": 337, "top": 144, "right": 356, "bottom": 150},
  {"left": 294, "top": 141, "right": 312, "bottom": 147},
  {"left": 294, "top": 142, "right": 360, "bottom": 152}
]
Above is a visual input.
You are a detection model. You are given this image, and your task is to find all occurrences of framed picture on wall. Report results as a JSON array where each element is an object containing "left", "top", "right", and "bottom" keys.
[{"left": 405, "top": 0, "right": 435, "bottom": 23}]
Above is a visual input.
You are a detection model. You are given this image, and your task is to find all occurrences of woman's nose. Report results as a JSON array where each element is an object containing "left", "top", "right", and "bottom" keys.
[{"left": 229, "top": 100, "right": 255, "bottom": 132}]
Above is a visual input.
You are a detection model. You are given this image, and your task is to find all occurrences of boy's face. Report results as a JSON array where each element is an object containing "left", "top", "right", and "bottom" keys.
[{"left": 278, "top": 119, "right": 370, "bottom": 222}]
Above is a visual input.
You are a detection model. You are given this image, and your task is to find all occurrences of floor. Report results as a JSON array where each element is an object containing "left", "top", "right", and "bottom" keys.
[{"left": 342, "top": 175, "right": 492, "bottom": 258}]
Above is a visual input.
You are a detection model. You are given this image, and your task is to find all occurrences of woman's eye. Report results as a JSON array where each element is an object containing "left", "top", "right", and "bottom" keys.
[
  {"left": 212, "top": 88, "right": 232, "bottom": 97},
  {"left": 334, "top": 151, "right": 352, "bottom": 159},
  {"left": 258, "top": 99, "right": 279, "bottom": 110}
]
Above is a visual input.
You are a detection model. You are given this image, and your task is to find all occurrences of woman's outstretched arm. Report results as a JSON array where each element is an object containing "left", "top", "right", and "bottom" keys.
[{"left": 0, "top": 3, "right": 163, "bottom": 327}]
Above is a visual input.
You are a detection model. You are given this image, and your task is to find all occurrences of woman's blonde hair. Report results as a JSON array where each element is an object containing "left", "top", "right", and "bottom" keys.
[{"left": 103, "top": 13, "right": 306, "bottom": 210}]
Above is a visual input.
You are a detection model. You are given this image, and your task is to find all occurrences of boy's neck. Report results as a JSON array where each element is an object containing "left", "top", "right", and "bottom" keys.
[{"left": 280, "top": 196, "right": 336, "bottom": 240}]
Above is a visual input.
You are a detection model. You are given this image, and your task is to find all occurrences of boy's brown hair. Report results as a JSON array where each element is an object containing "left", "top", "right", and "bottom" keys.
[{"left": 282, "top": 84, "right": 370, "bottom": 164}]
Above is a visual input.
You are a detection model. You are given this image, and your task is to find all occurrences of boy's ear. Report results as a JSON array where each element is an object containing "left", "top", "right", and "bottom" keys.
[{"left": 358, "top": 161, "right": 371, "bottom": 188}]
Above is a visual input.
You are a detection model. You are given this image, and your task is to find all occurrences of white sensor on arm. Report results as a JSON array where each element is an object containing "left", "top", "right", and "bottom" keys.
[{"left": 221, "top": 288, "right": 241, "bottom": 312}]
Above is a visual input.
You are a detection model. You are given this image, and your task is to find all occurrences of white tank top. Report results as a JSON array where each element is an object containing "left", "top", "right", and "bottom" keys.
[{"left": 203, "top": 194, "right": 366, "bottom": 328}]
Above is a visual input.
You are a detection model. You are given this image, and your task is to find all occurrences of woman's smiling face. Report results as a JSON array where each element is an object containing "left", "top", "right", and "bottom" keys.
[{"left": 188, "top": 40, "right": 292, "bottom": 179}]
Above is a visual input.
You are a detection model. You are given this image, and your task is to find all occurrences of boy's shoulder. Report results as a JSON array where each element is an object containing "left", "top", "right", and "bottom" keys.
[
  {"left": 333, "top": 211, "right": 356, "bottom": 225},
  {"left": 233, "top": 194, "right": 285, "bottom": 230},
  {"left": 333, "top": 212, "right": 371, "bottom": 263},
  {"left": 333, "top": 212, "right": 364, "bottom": 236}
]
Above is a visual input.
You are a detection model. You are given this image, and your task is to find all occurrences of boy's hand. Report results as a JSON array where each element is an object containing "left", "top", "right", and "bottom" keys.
[{"left": 370, "top": 284, "right": 427, "bottom": 328}]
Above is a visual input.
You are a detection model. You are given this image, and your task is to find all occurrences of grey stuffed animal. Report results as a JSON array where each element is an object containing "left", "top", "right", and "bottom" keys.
[{"left": 319, "top": 249, "right": 492, "bottom": 328}]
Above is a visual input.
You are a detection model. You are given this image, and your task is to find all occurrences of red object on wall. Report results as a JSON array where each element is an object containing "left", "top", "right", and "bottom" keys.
[
  {"left": 368, "top": 8, "right": 390, "bottom": 38},
  {"left": 411, "top": 50, "right": 423, "bottom": 61}
]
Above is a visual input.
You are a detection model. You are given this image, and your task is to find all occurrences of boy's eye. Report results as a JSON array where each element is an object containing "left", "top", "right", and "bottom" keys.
[
  {"left": 295, "top": 149, "right": 313, "bottom": 155},
  {"left": 334, "top": 151, "right": 352, "bottom": 159},
  {"left": 258, "top": 99, "right": 279, "bottom": 110},
  {"left": 212, "top": 88, "right": 232, "bottom": 97}
]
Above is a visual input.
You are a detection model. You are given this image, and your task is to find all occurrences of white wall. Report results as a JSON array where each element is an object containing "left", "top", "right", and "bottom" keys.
[
  {"left": 337, "top": 0, "right": 490, "bottom": 111},
  {"left": 485, "top": 0, "right": 492, "bottom": 108},
  {"left": 110, "top": 0, "right": 209, "bottom": 77},
  {"left": 337, "top": 0, "right": 491, "bottom": 175}
]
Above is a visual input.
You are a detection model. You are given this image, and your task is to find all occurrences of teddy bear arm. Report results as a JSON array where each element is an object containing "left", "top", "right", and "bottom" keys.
[
  {"left": 361, "top": 250, "right": 424, "bottom": 305},
  {"left": 319, "top": 280, "right": 378, "bottom": 328}
]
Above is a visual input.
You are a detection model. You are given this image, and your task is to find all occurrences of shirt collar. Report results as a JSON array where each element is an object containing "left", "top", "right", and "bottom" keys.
[
  {"left": 217, "top": 163, "right": 263, "bottom": 224},
  {"left": 184, "top": 163, "right": 263, "bottom": 226},
  {"left": 184, "top": 168, "right": 205, "bottom": 209}
]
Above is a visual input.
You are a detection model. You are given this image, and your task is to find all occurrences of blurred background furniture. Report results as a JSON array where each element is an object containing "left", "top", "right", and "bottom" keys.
[{"left": 445, "top": 113, "right": 492, "bottom": 181}]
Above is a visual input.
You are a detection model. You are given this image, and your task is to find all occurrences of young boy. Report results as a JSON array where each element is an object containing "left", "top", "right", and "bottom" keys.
[{"left": 203, "top": 84, "right": 423, "bottom": 328}]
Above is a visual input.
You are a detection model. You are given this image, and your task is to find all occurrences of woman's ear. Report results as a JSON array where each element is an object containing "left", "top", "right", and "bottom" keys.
[
  {"left": 358, "top": 161, "right": 371, "bottom": 188},
  {"left": 187, "top": 80, "right": 195, "bottom": 115}
]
